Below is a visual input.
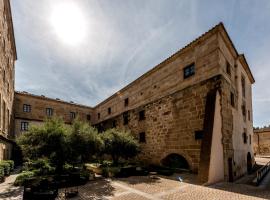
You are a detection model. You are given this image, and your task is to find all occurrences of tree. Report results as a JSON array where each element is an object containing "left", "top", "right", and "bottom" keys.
[
  {"left": 17, "top": 118, "right": 68, "bottom": 173},
  {"left": 101, "top": 129, "right": 140, "bottom": 165},
  {"left": 66, "top": 119, "right": 104, "bottom": 165}
]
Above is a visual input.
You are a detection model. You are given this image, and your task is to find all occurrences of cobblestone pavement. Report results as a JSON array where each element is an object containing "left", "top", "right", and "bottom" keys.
[
  {"left": 57, "top": 173, "right": 270, "bottom": 200},
  {"left": 0, "top": 169, "right": 23, "bottom": 200}
]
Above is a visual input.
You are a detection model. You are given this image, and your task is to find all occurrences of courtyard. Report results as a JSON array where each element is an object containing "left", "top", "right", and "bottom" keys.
[{"left": 56, "top": 173, "right": 270, "bottom": 200}]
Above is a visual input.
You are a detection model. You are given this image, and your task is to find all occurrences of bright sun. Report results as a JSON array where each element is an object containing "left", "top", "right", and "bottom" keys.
[{"left": 50, "top": 2, "right": 87, "bottom": 45}]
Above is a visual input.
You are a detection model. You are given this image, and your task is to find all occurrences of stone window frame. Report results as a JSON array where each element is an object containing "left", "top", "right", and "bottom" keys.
[
  {"left": 70, "top": 111, "right": 76, "bottom": 119},
  {"left": 241, "top": 75, "right": 246, "bottom": 98},
  {"left": 183, "top": 63, "right": 195, "bottom": 79},
  {"left": 226, "top": 61, "right": 231, "bottom": 76},
  {"left": 98, "top": 113, "right": 100, "bottom": 119},
  {"left": 138, "top": 110, "right": 145, "bottom": 121},
  {"left": 123, "top": 111, "right": 129, "bottom": 125},
  {"left": 23, "top": 104, "right": 31, "bottom": 113},
  {"left": 87, "top": 114, "right": 91, "bottom": 121},
  {"left": 21, "top": 121, "right": 29, "bottom": 131},
  {"left": 46, "top": 107, "right": 53, "bottom": 116},
  {"left": 108, "top": 107, "right": 111, "bottom": 115},
  {"left": 243, "top": 131, "right": 247, "bottom": 144},
  {"left": 139, "top": 132, "right": 146, "bottom": 143},
  {"left": 124, "top": 98, "right": 129, "bottom": 107},
  {"left": 230, "top": 92, "right": 235, "bottom": 107}
]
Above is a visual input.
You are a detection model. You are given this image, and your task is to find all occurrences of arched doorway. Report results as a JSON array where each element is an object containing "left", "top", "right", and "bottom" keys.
[
  {"left": 161, "top": 153, "right": 190, "bottom": 169},
  {"left": 247, "top": 152, "right": 252, "bottom": 174}
]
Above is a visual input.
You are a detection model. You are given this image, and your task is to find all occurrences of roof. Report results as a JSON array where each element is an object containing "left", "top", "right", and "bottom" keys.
[
  {"left": 95, "top": 22, "right": 255, "bottom": 107},
  {"left": 254, "top": 127, "right": 270, "bottom": 133},
  {"left": 15, "top": 91, "right": 93, "bottom": 109}
]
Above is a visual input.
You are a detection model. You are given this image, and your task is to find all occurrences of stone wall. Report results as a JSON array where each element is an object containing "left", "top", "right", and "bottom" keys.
[
  {"left": 14, "top": 92, "right": 94, "bottom": 137},
  {"left": 254, "top": 129, "right": 270, "bottom": 155},
  {"left": 0, "top": 0, "right": 16, "bottom": 160}
]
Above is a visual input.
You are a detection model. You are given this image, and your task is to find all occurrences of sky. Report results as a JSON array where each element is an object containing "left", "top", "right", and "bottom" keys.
[{"left": 11, "top": 0, "right": 270, "bottom": 127}]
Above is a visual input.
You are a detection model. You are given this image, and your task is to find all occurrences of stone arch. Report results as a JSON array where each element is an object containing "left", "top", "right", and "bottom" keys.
[{"left": 160, "top": 150, "right": 193, "bottom": 170}]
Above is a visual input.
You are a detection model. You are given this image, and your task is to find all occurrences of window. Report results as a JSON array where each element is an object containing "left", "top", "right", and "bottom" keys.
[
  {"left": 112, "top": 120, "right": 116, "bottom": 128},
  {"left": 226, "top": 61, "right": 231, "bottom": 76},
  {"left": 123, "top": 111, "right": 129, "bottom": 125},
  {"left": 139, "top": 110, "right": 145, "bottom": 121},
  {"left": 242, "top": 102, "right": 246, "bottom": 120},
  {"left": 183, "top": 63, "right": 195, "bottom": 79},
  {"left": 23, "top": 104, "right": 31, "bottom": 112},
  {"left": 249, "top": 135, "right": 251, "bottom": 145},
  {"left": 195, "top": 131, "right": 203, "bottom": 140},
  {"left": 70, "top": 112, "right": 76, "bottom": 119},
  {"left": 248, "top": 110, "right": 250, "bottom": 121},
  {"left": 108, "top": 107, "right": 111, "bottom": 114},
  {"left": 241, "top": 76, "right": 246, "bottom": 97},
  {"left": 21, "top": 122, "right": 29, "bottom": 131},
  {"left": 98, "top": 113, "right": 100, "bottom": 119},
  {"left": 87, "top": 114, "right": 91, "bottom": 121},
  {"left": 230, "top": 92, "right": 235, "bottom": 107},
  {"left": 46, "top": 108, "right": 53, "bottom": 116},
  {"left": 243, "top": 132, "right": 247, "bottom": 144},
  {"left": 124, "top": 98, "right": 129, "bottom": 107},
  {"left": 139, "top": 132, "right": 146, "bottom": 143}
]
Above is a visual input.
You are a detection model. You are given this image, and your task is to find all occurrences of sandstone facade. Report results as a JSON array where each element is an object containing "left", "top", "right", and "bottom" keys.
[
  {"left": 14, "top": 91, "right": 93, "bottom": 137},
  {"left": 93, "top": 23, "right": 255, "bottom": 183},
  {"left": 0, "top": 4, "right": 255, "bottom": 185},
  {"left": 0, "top": 0, "right": 16, "bottom": 161},
  {"left": 253, "top": 128, "right": 270, "bottom": 156}
]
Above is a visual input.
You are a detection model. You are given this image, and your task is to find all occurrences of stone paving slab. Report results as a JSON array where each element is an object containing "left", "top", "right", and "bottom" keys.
[
  {"left": 57, "top": 173, "right": 270, "bottom": 200},
  {"left": 0, "top": 169, "right": 23, "bottom": 200}
]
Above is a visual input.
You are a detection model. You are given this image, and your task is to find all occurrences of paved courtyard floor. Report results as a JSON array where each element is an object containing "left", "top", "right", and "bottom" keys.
[{"left": 57, "top": 173, "right": 270, "bottom": 200}]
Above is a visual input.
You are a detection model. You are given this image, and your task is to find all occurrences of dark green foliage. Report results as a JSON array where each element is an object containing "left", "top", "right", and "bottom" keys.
[
  {"left": 0, "top": 166, "right": 5, "bottom": 182},
  {"left": 14, "top": 171, "right": 35, "bottom": 186},
  {"left": 0, "top": 161, "right": 11, "bottom": 176},
  {"left": 4, "top": 160, "right": 15, "bottom": 171},
  {"left": 101, "top": 129, "right": 140, "bottom": 165},
  {"left": 66, "top": 120, "right": 103, "bottom": 165},
  {"left": 23, "top": 158, "right": 55, "bottom": 175}
]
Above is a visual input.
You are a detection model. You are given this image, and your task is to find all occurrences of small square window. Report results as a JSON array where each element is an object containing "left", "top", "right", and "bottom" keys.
[
  {"left": 243, "top": 131, "right": 247, "bottom": 144},
  {"left": 183, "top": 63, "right": 195, "bottom": 79},
  {"left": 230, "top": 92, "right": 235, "bottom": 107},
  {"left": 87, "top": 114, "right": 91, "bottom": 121},
  {"left": 123, "top": 111, "right": 129, "bottom": 125},
  {"left": 124, "top": 98, "right": 129, "bottom": 107},
  {"left": 139, "top": 110, "right": 145, "bottom": 121},
  {"left": 108, "top": 107, "right": 111, "bottom": 114},
  {"left": 70, "top": 112, "right": 76, "bottom": 119},
  {"left": 139, "top": 132, "right": 146, "bottom": 143},
  {"left": 23, "top": 104, "right": 31, "bottom": 112},
  {"left": 226, "top": 61, "right": 231, "bottom": 76},
  {"left": 112, "top": 120, "right": 116, "bottom": 128},
  {"left": 195, "top": 131, "right": 203, "bottom": 140},
  {"left": 21, "top": 122, "right": 29, "bottom": 131},
  {"left": 46, "top": 108, "right": 53, "bottom": 116}
]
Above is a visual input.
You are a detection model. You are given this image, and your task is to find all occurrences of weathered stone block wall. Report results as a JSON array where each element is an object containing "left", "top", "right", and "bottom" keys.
[
  {"left": 98, "top": 77, "right": 219, "bottom": 172},
  {"left": 253, "top": 130, "right": 270, "bottom": 155},
  {"left": 0, "top": 0, "right": 16, "bottom": 160},
  {"left": 14, "top": 92, "right": 94, "bottom": 137}
]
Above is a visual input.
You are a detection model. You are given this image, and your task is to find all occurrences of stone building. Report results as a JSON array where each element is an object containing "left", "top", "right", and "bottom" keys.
[
  {"left": 0, "top": 2, "right": 255, "bottom": 184},
  {"left": 93, "top": 23, "right": 255, "bottom": 184},
  {"left": 0, "top": 0, "right": 17, "bottom": 161},
  {"left": 254, "top": 128, "right": 270, "bottom": 156},
  {"left": 14, "top": 91, "right": 93, "bottom": 137}
]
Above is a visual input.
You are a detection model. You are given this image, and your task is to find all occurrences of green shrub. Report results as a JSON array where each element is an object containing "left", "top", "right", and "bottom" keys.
[
  {"left": 0, "top": 161, "right": 11, "bottom": 176},
  {"left": 22, "top": 159, "right": 55, "bottom": 175},
  {"left": 3, "top": 160, "right": 14, "bottom": 171},
  {"left": 0, "top": 166, "right": 5, "bottom": 182},
  {"left": 14, "top": 171, "right": 35, "bottom": 186}
]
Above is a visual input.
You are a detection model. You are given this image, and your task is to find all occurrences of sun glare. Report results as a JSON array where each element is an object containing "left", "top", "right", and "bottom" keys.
[{"left": 50, "top": 2, "right": 87, "bottom": 45}]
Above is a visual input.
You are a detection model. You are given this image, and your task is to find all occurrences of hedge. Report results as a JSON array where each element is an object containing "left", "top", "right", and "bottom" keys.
[
  {"left": 0, "top": 161, "right": 10, "bottom": 176},
  {"left": 14, "top": 171, "right": 35, "bottom": 186},
  {"left": 0, "top": 166, "right": 5, "bottom": 182}
]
